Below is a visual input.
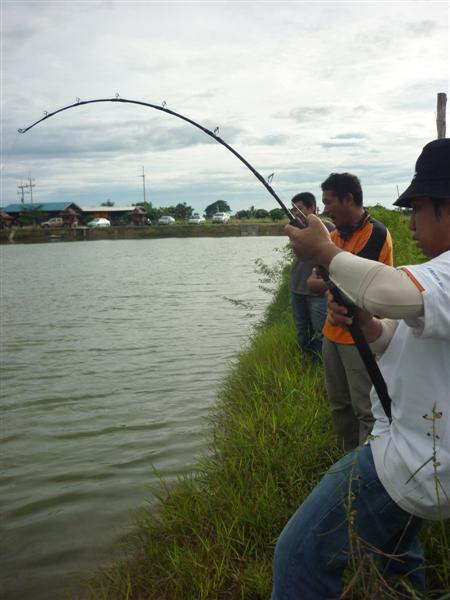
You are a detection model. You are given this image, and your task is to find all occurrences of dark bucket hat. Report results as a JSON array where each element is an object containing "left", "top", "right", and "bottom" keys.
[{"left": 394, "top": 138, "right": 450, "bottom": 207}]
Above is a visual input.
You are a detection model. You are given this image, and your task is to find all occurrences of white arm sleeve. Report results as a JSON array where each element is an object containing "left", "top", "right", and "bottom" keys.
[
  {"left": 329, "top": 252, "right": 424, "bottom": 319},
  {"left": 369, "top": 319, "right": 399, "bottom": 356}
]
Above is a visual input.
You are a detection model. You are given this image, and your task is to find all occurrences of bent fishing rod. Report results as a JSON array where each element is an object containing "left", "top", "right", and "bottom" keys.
[{"left": 18, "top": 96, "right": 392, "bottom": 420}]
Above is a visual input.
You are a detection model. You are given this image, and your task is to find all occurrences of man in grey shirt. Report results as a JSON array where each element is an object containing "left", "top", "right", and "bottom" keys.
[{"left": 289, "top": 192, "right": 334, "bottom": 360}]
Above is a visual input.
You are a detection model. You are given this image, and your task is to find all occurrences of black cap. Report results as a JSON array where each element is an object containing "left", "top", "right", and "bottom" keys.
[{"left": 394, "top": 138, "right": 450, "bottom": 207}]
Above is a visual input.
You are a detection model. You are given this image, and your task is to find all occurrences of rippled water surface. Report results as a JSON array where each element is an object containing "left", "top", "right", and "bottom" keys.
[{"left": 1, "top": 237, "right": 286, "bottom": 600}]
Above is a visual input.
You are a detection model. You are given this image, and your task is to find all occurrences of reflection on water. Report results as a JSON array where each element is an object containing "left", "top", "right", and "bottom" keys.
[{"left": 0, "top": 236, "right": 286, "bottom": 600}]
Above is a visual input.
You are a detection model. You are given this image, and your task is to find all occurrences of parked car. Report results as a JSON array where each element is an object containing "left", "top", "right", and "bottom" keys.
[
  {"left": 87, "top": 217, "right": 111, "bottom": 228},
  {"left": 188, "top": 214, "right": 205, "bottom": 224},
  {"left": 158, "top": 216, "right": 176, "bottom": 225},
  {"left": 212, "top": 212, "right": 230, "bottom": 224},
  {"left": 41, "top": 217, "right": 64, "bottom": 228}
]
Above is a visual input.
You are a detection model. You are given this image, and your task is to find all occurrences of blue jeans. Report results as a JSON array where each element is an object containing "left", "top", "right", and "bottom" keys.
[
  {"left": 291, "top": 293, "right": 327, "bottom": 359},
  {"left": 271, "top": 444, "right": 425, "bottom": 600}
]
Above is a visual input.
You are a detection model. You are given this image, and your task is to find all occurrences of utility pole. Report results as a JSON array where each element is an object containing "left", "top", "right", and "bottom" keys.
[
  {"left": 26, "top": 177, "right": 36, "bottom": 203},
  {"left": 436, "top": 92, "right": 447, "bottom": 138},
  {"left": 17, "top": 182, "right": 29, "bottom": 203},
  {"left": 139, "top": 166, "right": 147, "bottom": 204}
]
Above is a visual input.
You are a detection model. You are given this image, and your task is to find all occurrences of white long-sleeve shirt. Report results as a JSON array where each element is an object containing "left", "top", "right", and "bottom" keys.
[{"left": 329, "top": 250, "right": 450, "bottom": 519}]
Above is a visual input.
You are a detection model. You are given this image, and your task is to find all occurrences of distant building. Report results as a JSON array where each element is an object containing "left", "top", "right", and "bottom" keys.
[
  {"left": 3, "top": 202, "right": 82, "bottom": 216},
  {"left": 0, "top": 211, "right": 13, "bottom": 229},
  {"left": 2, "top": 202, "right": 82, "bottom": 225},
  {"left": 130, "top": 206, "right": 148, "bottom": 226},
  {"left": 79, "top": 206, "right": 136, "bottom": 225},
  {"left": 2, "top": 202, "right": 139, "bottom": 226}
]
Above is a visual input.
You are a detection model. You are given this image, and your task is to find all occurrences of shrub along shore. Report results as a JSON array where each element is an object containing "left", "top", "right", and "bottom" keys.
[{"left": 84, "top": 207, "right": 449, "bottom": 599}]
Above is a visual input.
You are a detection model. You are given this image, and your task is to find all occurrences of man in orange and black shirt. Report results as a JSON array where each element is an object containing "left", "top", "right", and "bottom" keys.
[{"left": 310, "top": 173, "right": 393, "bottom": 451}]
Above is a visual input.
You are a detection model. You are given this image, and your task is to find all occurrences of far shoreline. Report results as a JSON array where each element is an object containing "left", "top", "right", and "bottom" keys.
[{"left": 0, "top": 222, "right": 288, "bottom": 244}]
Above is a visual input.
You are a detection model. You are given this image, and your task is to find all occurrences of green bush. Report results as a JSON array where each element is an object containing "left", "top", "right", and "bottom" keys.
[{"left": 368, "top": 205, "right": 425, "bottom": 266}]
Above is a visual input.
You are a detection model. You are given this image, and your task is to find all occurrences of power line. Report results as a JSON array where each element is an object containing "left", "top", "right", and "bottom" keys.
[
  {"left": 26, "top": 177, "right": 36, "bottom": 203},
  {"left": 17, "top": 182, "right": 29, "bottom": 203}
]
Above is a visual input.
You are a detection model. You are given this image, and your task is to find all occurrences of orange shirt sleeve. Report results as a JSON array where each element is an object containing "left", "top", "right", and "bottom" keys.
[
  {"left": 378, "top": 229, "right": 394, "bottom": 266},
  {"left": 399, "top": 267, "right": 425, "bottom": 292}
]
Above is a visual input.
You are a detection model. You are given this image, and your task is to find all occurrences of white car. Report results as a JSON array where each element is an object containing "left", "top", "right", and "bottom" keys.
[
  {"left": 87, "top": 217, "right": 111, "bottom": 228},
  {"left": 188, "top": 214, "right": 205, "bottom": 224},
  {"left": 158, "top": 216, "right": 175, "bottom": 225},
  {"left": 212, "top": 212, "right": 230, "bottom": 224},
  {"left": 41, "top": 217, "right": 64, "bottom": 228}
]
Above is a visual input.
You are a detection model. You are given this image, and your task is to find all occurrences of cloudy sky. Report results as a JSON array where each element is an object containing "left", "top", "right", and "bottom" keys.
[{"left": 1, "top": 1, "right": 449, "bottom": 213}]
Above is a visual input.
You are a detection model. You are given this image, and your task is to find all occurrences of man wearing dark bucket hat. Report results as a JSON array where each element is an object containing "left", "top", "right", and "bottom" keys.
[{"left": 271, "top": 138, "right": 450, "bottom": 600}]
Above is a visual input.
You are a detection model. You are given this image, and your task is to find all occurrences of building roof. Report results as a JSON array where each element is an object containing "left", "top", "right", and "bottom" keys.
[
  {"left": 2, "top": 202, "right": 82, "bottom": 213},
  {"left": 80, "top": 206, "right": 136, "bottom": 212}
]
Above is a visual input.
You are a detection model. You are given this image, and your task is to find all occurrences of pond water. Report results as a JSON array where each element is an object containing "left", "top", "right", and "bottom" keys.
[{"left": 0, "top": 236, "right": 287, "bottom": 600}]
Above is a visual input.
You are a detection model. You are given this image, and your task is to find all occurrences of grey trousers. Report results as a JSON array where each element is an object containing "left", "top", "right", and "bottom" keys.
[{"left": 322, "top": 337, "right": 375, "bottom": 452}]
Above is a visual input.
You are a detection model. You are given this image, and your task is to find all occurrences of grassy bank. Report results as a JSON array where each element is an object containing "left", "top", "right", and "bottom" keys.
[{"left": 84, "top": 209, "right": 449, "bottom": 600}]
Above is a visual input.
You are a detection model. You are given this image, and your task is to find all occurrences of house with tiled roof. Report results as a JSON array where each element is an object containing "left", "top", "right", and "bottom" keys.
[
  {"left": 2, "top": 202, "right": 139, "bottom": 226},
  {"left": 2, "top": 202, "right": 83, "bottom": 226},
  {"left": 3, "top": 202, "right": 83, "bottom": 214}
]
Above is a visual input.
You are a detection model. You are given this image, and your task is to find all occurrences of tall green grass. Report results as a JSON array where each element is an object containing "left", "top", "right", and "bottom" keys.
[
  {"left": 368, "top": 205, "right": 425, "bottom": 266},
  {"left": 85, "top": 209, "right": 449, "bottom": 600}
]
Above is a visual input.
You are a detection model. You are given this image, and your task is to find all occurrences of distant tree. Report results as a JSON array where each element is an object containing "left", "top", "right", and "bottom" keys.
[
  {"left": 235, "top": 209, "right": 251, "bottom": 219},
  {"left": 269, "top": 208, "right": 285, "bottom": 221},
  {"left": 156, "top": 205, "right": 174, "bottom": 218},
  {"left": 173, "top": 202, "right": 194, "bottom": 220},
  {"left": 254, "top": 208, "right": 270, "bottom": 219},
  {"left": 205, "top": 200, "right": 231, "bottom": 218},
  {"left": 134, "top": 201, "right": 194, "bottom": 221},
  {"left": 101, "top": 200, "right": 115, "bottom": 206},
  {"left": 18, "top": 205, "right": 45, "bottom": 226}
]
